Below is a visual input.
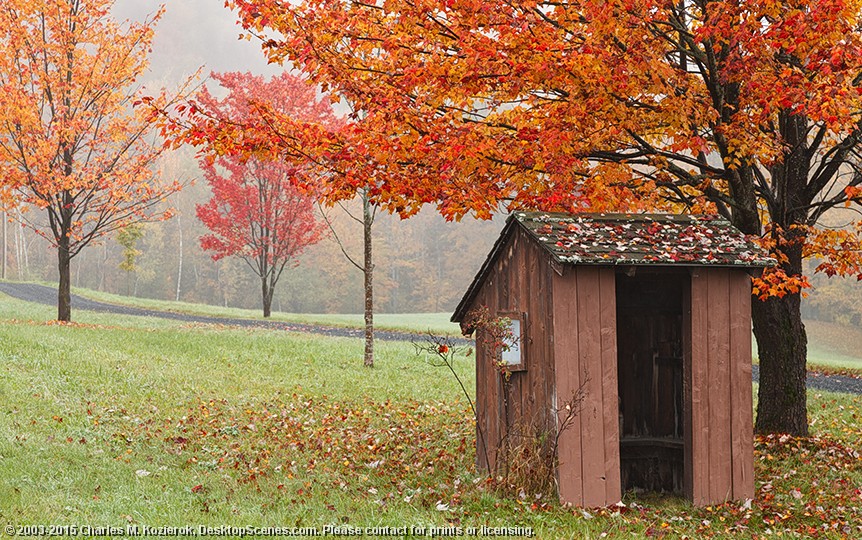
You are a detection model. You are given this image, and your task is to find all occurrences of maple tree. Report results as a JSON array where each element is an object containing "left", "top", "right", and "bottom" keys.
[
  {"left": 194, "top": 72, "right": 330, "bottom": 318},
  {"left": 160, "top": 70, "right": 388, "bottom": 365},
  {"left": 224, "top": 0, "right": 862, "bottom": 435},
  {"left": 0, "top": 0, "right": 183, "bottom": 321}
]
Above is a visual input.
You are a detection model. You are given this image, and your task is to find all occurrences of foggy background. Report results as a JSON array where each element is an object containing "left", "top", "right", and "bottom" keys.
[
  {"left": 4, "top": 0, "right": 862, "bottom": 331},
  {"left": 1, "top": 0, "right": 504, "bottom": 315}
]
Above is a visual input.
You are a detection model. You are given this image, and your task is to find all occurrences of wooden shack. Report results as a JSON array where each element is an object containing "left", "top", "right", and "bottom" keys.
[{"left": 451, "top": 212, "right": 773, "bottom": 507}]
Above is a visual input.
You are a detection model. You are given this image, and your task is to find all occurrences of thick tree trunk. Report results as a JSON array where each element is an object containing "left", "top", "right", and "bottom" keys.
[
  {"left": 752, "top": 292, "right": 808, "bottom": 435},
  {"left": 363, "top": 193, "right": 374, "bottom": 368},
  {"left": 752, "top": 224, "right": 809, "bottom": 436},
  {"left": 751, "top": 111, "right": 810, "bottom": 436},
  {"left": 57, "top": 238, "right": 72, "bottom": 322}
]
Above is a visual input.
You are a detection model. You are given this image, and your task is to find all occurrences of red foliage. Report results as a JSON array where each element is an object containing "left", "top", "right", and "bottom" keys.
[
  {"left": 196, "top": 153, "right": 323, "bottom": 266},
  {"left": 193, "top": 72, "right": 334, "bottom": 314}
]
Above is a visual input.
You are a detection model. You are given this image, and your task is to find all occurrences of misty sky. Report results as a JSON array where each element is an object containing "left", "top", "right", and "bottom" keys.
[{"left": 113, "top": 0, "right": 284, "bottom": 84}]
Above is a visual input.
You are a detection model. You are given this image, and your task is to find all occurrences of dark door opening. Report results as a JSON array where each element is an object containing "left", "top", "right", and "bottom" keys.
[{"left": 616, "top": 269, "right": 687, "bottom": 495}]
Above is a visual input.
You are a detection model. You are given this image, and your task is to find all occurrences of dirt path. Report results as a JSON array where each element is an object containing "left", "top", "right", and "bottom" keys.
[
  {"left": 0, "top": 281, "right": 452, "bottom": 344},
  {"left": 2, "top": 281, "right": 860, "bottom": 395}
]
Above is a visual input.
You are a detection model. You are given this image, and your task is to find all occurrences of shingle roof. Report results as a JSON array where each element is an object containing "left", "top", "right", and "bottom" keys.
[
  {"left": 452, "top": 212, "right": 774, "bottom": 323},
  {"left": 517, "top": 211, "right": 775, "bottom": 266}
]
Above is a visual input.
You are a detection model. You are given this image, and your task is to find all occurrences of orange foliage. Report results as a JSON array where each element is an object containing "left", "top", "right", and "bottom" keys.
[
  {"left": 0, "top": 0, "right": 184, "bottom": 249},
  {"left": 0, "top": 0, "right": 187, "bottom": 319},
  {"left": 217, "top": 0, "right": 862, "bottom": 299}
]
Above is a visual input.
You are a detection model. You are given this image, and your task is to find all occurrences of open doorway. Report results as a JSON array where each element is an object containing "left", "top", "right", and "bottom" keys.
[{"left": 616, "top": 269, "right": 688, "bottom": 495}]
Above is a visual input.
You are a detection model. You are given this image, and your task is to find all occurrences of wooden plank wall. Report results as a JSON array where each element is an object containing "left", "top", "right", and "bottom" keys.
[
  {"left": 729, "top": 271, "right": 755, "bottom": 501},
  {"left": 553, "top": 266, "right": 621, "bottom": 507},
  {"left": 471, "top": 228, "right": 557, "bottom": 474},
  {"left": 688, "top": 268, "right": 755, "bottom": 505}
]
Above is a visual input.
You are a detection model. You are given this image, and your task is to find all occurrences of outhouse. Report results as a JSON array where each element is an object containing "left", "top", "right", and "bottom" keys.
[{"left": 451, "top": 212, "right": 773, "bottom": 507}]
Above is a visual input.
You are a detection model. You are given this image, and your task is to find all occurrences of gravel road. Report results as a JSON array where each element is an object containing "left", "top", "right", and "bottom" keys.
[
  {"left": 2, "top": 281, "right": 860, "bottom": 395},
  {"left": 751, "top": 365, "right": 862, "bottom": 396},
  {"left": 0, "top": 281, "right": 454, "bottom": 344}
]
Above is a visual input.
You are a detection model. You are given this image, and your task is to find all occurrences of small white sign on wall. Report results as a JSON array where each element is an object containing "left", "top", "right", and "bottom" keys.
[{"left": 501, "top": 318, "right": 521, "bottom": 366}]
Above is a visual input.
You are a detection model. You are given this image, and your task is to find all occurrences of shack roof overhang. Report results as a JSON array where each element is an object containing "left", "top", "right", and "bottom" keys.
[{"left": 451, "top": 211, "right": 775, "bottom": 323}]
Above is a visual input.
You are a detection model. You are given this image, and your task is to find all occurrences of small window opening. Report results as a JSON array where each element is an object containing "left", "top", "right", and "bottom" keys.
[{"left": 498, "top": 311, "right": 527, "bottom": 371}]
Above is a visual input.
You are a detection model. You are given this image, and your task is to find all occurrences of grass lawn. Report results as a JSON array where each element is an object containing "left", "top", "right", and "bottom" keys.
[
  {"left": 804, "top": 320, "right": 862, "bottom": 377},
  {"left": 1, "top": 293, "right": 861, "bottom": 538}
]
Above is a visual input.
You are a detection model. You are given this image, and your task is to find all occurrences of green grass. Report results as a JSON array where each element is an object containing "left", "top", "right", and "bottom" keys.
[
  {"left": 1, "top": 293, "right": 861, "bottom": 538},
  {"left": 0, "top": 295, "right": 481, "bottom": 529},
  {"left": 804, "top": 320, "right": 862, "bottom": 376}
]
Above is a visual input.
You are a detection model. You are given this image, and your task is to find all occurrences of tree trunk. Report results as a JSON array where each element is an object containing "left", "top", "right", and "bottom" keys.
[
  {"left": 752, "top": 292, "right": 808, "bottom": 435},
  {"left": 363, "top": 193, "right": 374, "bottom": 368},
  {"left": 98, "top": 242, "right": 107, "bottom": 292},
  {"left": 261, "top": 277, "right": 272, "bottom": 318},
  {"left": 2, "top": 210, "right": 6, "bottom": 280},
  {"left": 751, "top": 223, "right": 808, "bottom": 436},
  {"left": 751, "top": 111, "right": 810, "bottom": 436},
  {"left": 57, "top": 237, "right": 72, "bottom": 322},
  {"left": 175, "top": 214, "right": 183, "bottom": 302}
]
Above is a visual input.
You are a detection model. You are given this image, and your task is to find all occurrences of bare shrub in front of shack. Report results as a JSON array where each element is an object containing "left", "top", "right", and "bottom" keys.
[{"left": 417, "top": 306, "right": 585, "bottom": 501}]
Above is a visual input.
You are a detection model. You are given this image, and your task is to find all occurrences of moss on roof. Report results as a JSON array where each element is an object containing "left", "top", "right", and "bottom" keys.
[{"left": 516, "top": 212, "right": 774, "bottom": 266}]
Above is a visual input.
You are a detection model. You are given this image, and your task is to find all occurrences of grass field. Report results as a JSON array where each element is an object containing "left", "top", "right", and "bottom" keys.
[
  {"left": 1, "top": 293, "right": 861, "bottom": 538},
  {"left": 804, "top": 320, "right": 862, "bottom": 375},
  {"left": 57, "top": 281, "right": 862, "bottom": 374}
]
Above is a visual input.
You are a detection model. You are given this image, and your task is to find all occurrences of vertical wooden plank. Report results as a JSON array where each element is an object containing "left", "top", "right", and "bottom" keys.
[
  {"left": 526, "top": 244, "right": 551, "bottom": 430},
  {"left": 552, "top": 269, "right": 583, "bottom": 506},
  {"left": 497, "top": 246, "right": 508, "bottom": 310},
  {"left": 690, "top": 271, "right": 710, "bottom": 505},
  {"left": 707, "top": 269, "right": 733, "bottom": 503},
  {"left": 577, "top": 267, "right": 606, "bottom": 507},
  {"left": 542, "top": 254, "right": 557, "bottom": 439},
  {"left": 599, "top": 269, "right": 621, "bottom": 504},
  {"left": 474, "top": 285, "right": 492, "bottom": 472},
  {"left": 729, "top": 271, "right": 755, "bottom": 500},
  {"left": 682, "top": 280, "right": 693, "bottom": 501},
  {"left": 516, "top": 232, "right": 529, "bottom": 419},
  {"left": 483, "top": 261, "right": 504, "bottom": 476},
  {"left": 499, "top": 245, "right": 514, "bottom": 465},
  {"left": 510, "top": 232, "right": 522, "bottom": 309}
]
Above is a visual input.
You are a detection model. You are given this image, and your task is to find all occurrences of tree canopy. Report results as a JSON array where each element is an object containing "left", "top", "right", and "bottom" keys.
[{"left": 220, "top": 0, "right": 862, "bottom": 434}]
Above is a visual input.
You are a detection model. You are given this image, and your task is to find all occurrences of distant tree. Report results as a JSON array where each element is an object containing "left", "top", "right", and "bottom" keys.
[
  {"left": 197, "top": 153, "right": 324, "bottom": 317},
  {"left": 117, "top": 224, "right": 145, "bottom": 296},
  {"left": 0, "top": 0, "right": 184, "bottom": 321},
  {"left": 194, "top": 72, "right": 331, "bottom": 317}
]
